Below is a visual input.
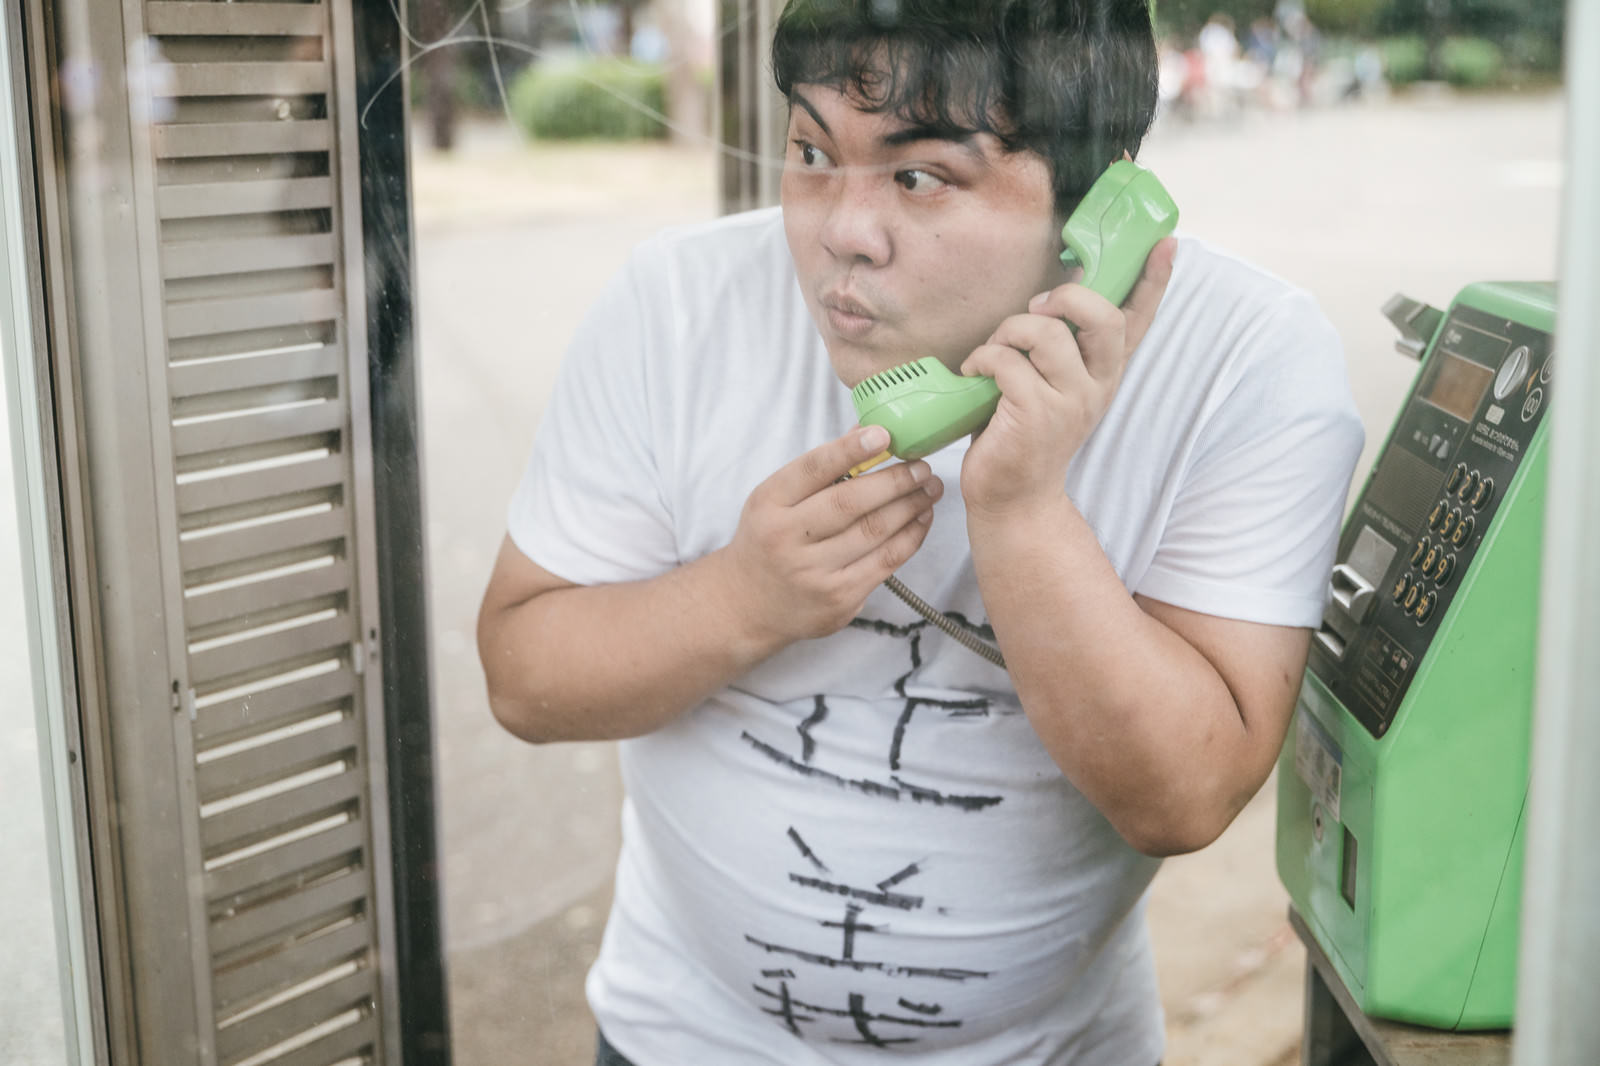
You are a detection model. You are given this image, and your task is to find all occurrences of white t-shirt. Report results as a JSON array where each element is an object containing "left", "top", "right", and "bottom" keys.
[{"left": 507, "top": 207, "right": 1363, "bottom": 1065}]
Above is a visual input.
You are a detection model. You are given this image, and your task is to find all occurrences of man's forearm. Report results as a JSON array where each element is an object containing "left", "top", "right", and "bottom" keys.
[
  {"left": 968, "top": 496, "right": 1256, "bottom": 856},
  {"left": 480, "top": 549, "right": 781, "bottom": 744}
]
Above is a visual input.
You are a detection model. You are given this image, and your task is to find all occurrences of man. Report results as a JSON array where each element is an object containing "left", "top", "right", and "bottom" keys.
[{"left": 478, "top": 1, "right": 1363, "bottom": 1062}]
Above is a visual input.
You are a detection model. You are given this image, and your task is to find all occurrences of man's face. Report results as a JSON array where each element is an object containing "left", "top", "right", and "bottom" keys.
[{"left": 781, "top": 83, "right": 1067, "bottom": 388}]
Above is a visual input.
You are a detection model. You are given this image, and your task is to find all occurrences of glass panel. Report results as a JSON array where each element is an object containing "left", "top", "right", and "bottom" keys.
[
  {"left": 439, "top": 2, "right": 1563, "bottom": 1063},
  {"left": 3, "top": 0, "right": 1580, "bottom": 1062},
  {"left": 1, "top": 5, "right": 73, "bottom": 1056},
  {"left": 0, "top": 367, "right": 70, "bottom": 1065},
  {"left": 415, "top": 5, "right": 717, "bottom": 1060}
]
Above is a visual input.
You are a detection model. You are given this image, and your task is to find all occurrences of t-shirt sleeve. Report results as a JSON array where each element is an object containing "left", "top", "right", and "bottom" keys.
[
  {"left": 504, "top": 251, "right": 680, "bottom": 586},
  {"left": 1135, "top": 290, "right": 1365, "bottom": 627}
]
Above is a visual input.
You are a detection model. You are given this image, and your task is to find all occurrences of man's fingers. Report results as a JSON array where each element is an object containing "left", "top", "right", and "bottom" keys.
[
  {"left": 982, "top": 313, "right": 1094, "bottom": 393},
  {"left": 775, "top": 424, "right": 892, "bottom": 505},
  {"left": 838, "top": 497, "right": 937, "bottom": 586},
  {"left": 815, "top": 474, "right": 941, "bottom": 568},
  {"left": 961, "top": 342, "right": 1041, "bottom": 398},
  {"left": 799, "top": 456, "right": 937, "bottom": 540},
  {"left": 1022, "top": 285, "right": 1127, "bottom": 382},
  {"left": 1119, "top": 235, "right": 1177, "bottom": 353}
]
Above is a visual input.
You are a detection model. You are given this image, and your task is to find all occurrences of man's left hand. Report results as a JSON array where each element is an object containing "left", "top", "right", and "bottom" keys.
[{"left": 958, "top": 236, "right": 1177, "bottom": 516}]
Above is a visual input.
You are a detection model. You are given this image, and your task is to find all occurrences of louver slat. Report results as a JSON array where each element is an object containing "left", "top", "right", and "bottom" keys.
[
  {"left": 188, "top": 613, "right": 354, "bottom": 688},
  {"left": 166, "top": 63, "right": 331, "bottom": 98},
  {"left": 154, "top": 120, "right": 334, "bottom": 160},
  {"left": 214, "top": 967, "right": 373, "bottom": 1064},
  {"left": 211, "top": 918, "right": 371, "bottom": 1013},
  {"left": 163, "top": 236, "right": 338, "bottom": 282},
  {"left": 208, "top": 849, "right": 367, "bottom": 937},
  {"left": 195, "top": 667, "right": 357, "bottom": 743},
  {"left": 202, "top": 766, "right": 362, "bottom": 853},
  {"left": 159, "top": 177, "right": 334, "bottom": 220},
  {"left": 210, "top": 865, "right": 370, "bottom": 956},
  {"left": 166, "top": 289, "right": 340, "bottom": 339},
  {"left": 256, "top": 1013, "right": 376, "bottom": 1066},
  {"left": 185, "top": 558, "right": 351, "bottom": 630},
  {"left": 145, "top": 2, "right": 326, "bottom": 37},
  {"left": 197, "top": 715, "right": 361, "bottom": 802},
  {"left": 176, "top": 454, "right": 345, "bottom": 515},
  {"left": 172, "top": 399, "right": 343, "bottom": 457},
  {"left": 180, "top": 505, "right": 348, "bottom": 573},
  {"left": 169, "top": 342, "right": 340, "bottom": 397}
]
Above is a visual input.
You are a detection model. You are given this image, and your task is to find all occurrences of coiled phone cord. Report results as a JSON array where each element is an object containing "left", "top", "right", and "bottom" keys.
[
  {"left": 881, "top": 574, "right": 1007, "bottom": 669},
  {"left": 840, "top": 461, "right": 1008, "bottom": 669}
]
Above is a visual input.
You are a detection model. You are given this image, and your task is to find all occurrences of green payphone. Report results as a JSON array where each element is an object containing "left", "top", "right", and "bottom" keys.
[{"left": 1277, "top": 282, "right": 1555, "bottom": 1030}]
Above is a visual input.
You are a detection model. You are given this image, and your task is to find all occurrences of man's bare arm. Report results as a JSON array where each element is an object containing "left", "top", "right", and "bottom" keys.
[
  {"left": 969, "top": 497, "right": 1308, "bottom": 857},
  {"left": 477, "top": 537, "right": 777, "bottom": 743}
]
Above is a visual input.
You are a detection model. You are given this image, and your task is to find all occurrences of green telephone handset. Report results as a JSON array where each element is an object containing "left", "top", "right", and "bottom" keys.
[{"left": 849, "top": 160, "right": 1179, "bottom": 467}]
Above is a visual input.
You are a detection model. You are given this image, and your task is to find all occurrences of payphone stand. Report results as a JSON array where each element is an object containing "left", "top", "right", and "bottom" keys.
[{"left": 1277, "top": 283, "right": 1555, "bottom": 1033}]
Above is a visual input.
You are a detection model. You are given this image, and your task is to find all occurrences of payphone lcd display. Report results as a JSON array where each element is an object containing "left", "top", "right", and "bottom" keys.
[{"left": 1418, "top": 352, "right": 1494, "bottom": 422}]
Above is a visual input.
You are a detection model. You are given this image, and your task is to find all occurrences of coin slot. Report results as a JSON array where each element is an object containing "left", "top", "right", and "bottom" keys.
[{"left": 1341, "top": 825, "right": 1358, "bottom": 908}]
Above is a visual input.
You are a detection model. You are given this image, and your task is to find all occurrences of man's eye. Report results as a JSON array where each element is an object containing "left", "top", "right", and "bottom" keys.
[
  {"left": 793, "top": 141, "right": 832, "bottom": 168},
  {"left": 895, "top": 168, "right": 948, "bottom": 193}
]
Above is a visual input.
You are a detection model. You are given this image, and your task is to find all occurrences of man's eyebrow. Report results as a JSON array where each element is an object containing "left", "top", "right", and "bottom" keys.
[
  {"left": 791, "top": 89, "right": 985, "bottom": 162},
  {"left": 881, "top": 124, "right": 984, "bottom": 157},
  {"left": 790, "top": 91, "right": 831, "bottom": 139}
]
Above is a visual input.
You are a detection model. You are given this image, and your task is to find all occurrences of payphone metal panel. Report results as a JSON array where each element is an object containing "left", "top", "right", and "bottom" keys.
[{"left": 1277, "top": 282, "right": 1554, "bottom": 1031}]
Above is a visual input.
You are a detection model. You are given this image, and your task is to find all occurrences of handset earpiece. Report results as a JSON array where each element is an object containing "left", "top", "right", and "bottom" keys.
[{"left": 850, "top": 160, "right": 1178, "bottom": 464}]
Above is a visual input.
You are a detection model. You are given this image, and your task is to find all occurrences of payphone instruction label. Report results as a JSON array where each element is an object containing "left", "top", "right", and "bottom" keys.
[{"left": 1294, "top": 710, "right": 1343, "bottom": 822}]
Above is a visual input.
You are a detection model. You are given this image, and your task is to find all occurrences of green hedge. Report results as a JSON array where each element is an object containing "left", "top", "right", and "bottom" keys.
[
  {"left": 1378, "top": 36, "right": 1430, "bottom": 84},
  {"left": 1439, "top": 36, "right": 1505, "bottom": 87},
  {"left": 1379, "top": 35, "right": 1505, "bottom": 87},
  {"left": 507, "top": 59, "right": 668, "bottom": 140}
]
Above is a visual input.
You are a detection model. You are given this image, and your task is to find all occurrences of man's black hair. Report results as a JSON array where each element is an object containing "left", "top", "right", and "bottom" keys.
[{"left": 771, "top": 0, "right": 1159, "bottom": 215}]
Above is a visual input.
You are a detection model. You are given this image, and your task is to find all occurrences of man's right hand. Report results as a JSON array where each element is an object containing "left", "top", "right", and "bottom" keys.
[
  {"left": 479, "top": 425, "right": 941, "bottom": 744},
  {"left": 718, "top": 424, "right": 943, "bottom": 649}
]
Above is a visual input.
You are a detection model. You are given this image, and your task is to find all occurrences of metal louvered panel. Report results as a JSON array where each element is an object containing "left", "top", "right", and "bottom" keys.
[
  {"left": 25, "top": 0, "right": 413, "bottom": 1055},
  {"left": 134, "top": 1, "right": 397, "bottom": 1060}
]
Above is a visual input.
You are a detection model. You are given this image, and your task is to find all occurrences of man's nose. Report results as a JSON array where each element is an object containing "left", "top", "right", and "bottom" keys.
[{"left": 818, "top": 169, "right": 891, "bottom": 266}]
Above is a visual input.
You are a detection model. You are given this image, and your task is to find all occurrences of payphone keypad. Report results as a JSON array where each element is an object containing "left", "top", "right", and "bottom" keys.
[{"left": 1311, "top": 304, "right": 1552, "bottom": 737}]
